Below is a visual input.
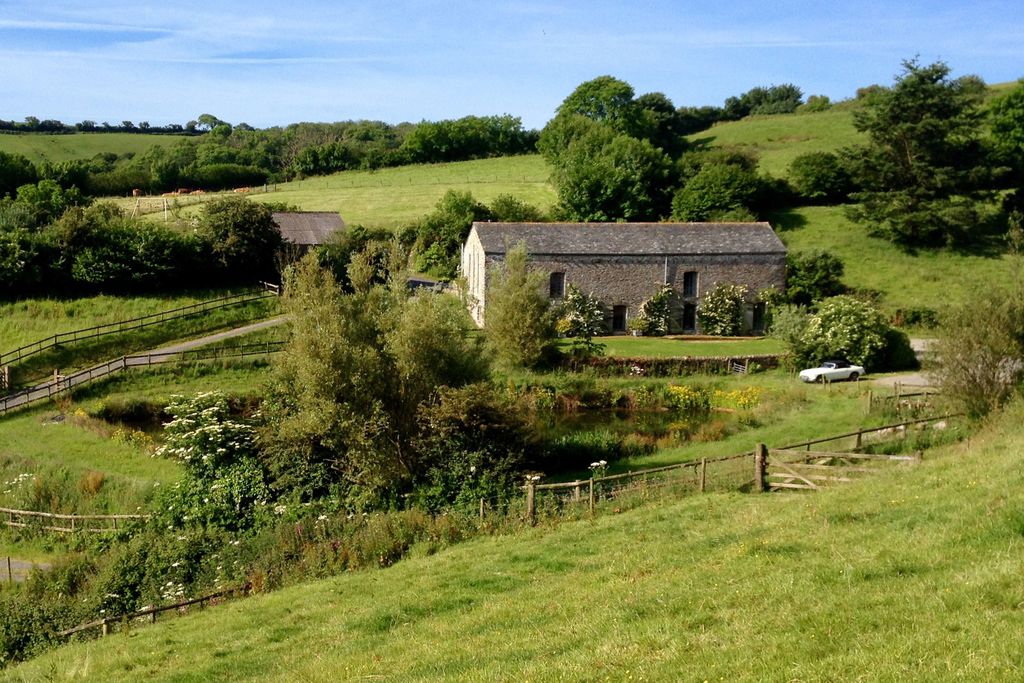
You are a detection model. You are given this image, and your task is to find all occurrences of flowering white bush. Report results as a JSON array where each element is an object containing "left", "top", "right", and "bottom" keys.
[
  {"left": 638, "top": 286, "right": 675, "bottom": 336},
  {"left": 155, "top": 392, "right": 270, "bottom": 531},
  {"left": 558, "top": 285, "right": 606, "bottom": 338},
  {"left": 697, "top": 284, "right": 748, "bottom": 336},
  {"left": 801, "top": 295, "right": 887, "bottom": 367}
]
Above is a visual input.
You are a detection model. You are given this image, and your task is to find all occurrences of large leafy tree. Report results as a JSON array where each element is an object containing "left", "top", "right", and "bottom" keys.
[
  {"left": 199, "top": 195, "right": 282, "bottom": 279},
  {"left": 484, "top": 242, "right": 556, "bottom": 369},
  {"left": 547, "top": 122, "right": 673, "bottom": 221},
  {"left": 842, "top": 59, "right": 993, "bottom": 248}
]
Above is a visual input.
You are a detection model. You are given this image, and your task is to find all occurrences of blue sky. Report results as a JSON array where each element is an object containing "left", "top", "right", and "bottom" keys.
[{"left": 1, "top": 1, "right": 1021, "bottom": 129}]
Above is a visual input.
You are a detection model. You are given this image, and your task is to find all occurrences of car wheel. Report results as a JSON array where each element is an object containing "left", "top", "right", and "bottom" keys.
[{"left": 849, "top": 372, "right": 859, "bottom": 381}]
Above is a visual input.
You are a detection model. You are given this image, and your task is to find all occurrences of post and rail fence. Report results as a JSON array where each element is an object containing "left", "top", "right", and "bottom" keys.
[
  {"left": 0, "top": 283, "right": 281, "bottom": 388},
  {"left": 0, "top": 341, "right": 286, "bottom": 416},
  {"left": 59, "top": 585, "right": 246, "bottom": 639},
  {"left": 522, "top": 412, "right": 960, "bottom": 521},
  {"left": 0, "top": 507, "right": 149, "bottom": 534}
]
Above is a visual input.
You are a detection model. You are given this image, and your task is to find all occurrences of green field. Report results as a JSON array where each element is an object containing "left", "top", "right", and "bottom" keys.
[
  {"left": 0, "top": 132, "right": 185, "bottom": 164},
  {"left": 11, "top": 400, "right": 1018, "bottom": 681},
  {"left": 773, "top": 205, "right": 1014, "bottom": 314},
  {"left": 576, "top": 335, "right": 784, "bottom": 358},
  {"left": 689, "top": 106, "right": 865, "bottom": 177},
  {"left": 125, "top": 155, "right": 556, "bottom": 231}
]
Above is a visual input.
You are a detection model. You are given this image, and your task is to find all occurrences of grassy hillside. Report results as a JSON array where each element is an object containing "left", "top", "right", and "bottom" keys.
[
  {"left": 120, "top": 155, "right": 555, "bottom": 231},
  {"left": 11, "top": 402, "right": 1023, "bottom": 681},
  {"left": 689, "top": 106, "right": 864, "bottom": 177},
  {"left": 773, "top": 205, "right": 1014, "bottom": 314},
  {"left": 0, "top": 133, "right": 184, "bottom": 164}
]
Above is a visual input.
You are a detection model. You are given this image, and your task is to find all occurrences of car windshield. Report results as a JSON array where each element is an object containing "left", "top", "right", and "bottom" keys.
[{"left": 822, "top": 362, "right": 836, "bottom": 369}]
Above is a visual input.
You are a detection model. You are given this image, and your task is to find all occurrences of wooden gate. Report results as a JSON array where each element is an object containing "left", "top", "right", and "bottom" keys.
[{"left": 766, "top": 448, "right": 921, "bottom": 491}]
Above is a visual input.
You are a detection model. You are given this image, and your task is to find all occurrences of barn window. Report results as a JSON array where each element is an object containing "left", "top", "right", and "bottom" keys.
[
  {"left": 683, "top": 271, "right": 698, "bottom": 298},
  {"left": 549, "top": 272, "right": 565, "bottom": 298}
]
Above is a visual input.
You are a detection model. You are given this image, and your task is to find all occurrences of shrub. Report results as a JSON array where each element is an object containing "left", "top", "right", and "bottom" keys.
[
  {"left": 785, "top": 250, "right": 847, "bottom": 306},
  {"left": 558, "top": 285, "right": 606, "bottom": 338},
  {"left": 638, "top": 285, "right": 675, "bottom": 335},
  {"left": 798, "top": 295, "right": 888, "bottom": 368},
  {"left": 671, "top": 163, "right": 760, "bottom": 221},
  {"left": 788, "top": 152, "right": 854, "bottom": 204},
  {"left": 665, "top": 385, "right": 712, "bottom": 414},
  {"left": 484, "top": 242, "right": 556, "bottom": 369},
  {"left": 697, "top": 283, "right": 748, "bottom": 336}
]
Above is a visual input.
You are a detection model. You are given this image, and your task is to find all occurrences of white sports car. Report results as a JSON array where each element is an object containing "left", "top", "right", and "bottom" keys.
[{"left": 799, "top": 359, "right": 865, "bottom": 383}]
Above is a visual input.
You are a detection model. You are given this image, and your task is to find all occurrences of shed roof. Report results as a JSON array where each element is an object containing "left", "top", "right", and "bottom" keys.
[
  {"left": 471, "top": 222, "right": 785, "bottom": 257},
  {"left": 272, "top": 212, "right": 345, "bottom": 246}
]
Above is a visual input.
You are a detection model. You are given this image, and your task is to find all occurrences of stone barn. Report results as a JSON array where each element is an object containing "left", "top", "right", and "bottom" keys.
[
  {"left": 272, "top": 211, "right": 345, "bottom": 254},
  {"left": 460, "top": 222, "right": 786, "bottom": 334}
]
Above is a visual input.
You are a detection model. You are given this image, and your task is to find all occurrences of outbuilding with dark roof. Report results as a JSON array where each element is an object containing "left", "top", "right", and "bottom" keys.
[
  {"left": 460, "top": 222, "right": 786, "bottom": 333},
  {"left": 272, "top": 211, "right": 345, "bottom": 252}
]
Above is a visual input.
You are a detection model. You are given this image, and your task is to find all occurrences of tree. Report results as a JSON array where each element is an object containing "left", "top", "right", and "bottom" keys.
[
  {"left": 413, "top": 190, "right": 491, "bottom": 279},
  {"left": 634, "top": 92, "right": 689, "bottom": 158},
  {"left": 199, "top": 195, "right": 282, "bottom": 279},
  {"left": 788, "top": 152, "right": 854, "bottom": 204},
  {"left": 784, "top": 250, "right": 847, "bottom": 306},
  {"left": 547, "top": 123, "right": 673, "bottom": 221},
  {"left": 842, "top": 59, "right": 992, "bottom": 248},
  {"left": 14, "top": 179, "right": 88, "bottom": 228},
  {"left": 697, "top": 284, "right": 748, "bottom": 336},
  {"left": 261, "top": 251, "right": 489, "bottom": 505},
  {"left": 555, "top": 75, "right": 643, "bottom": 136},
  {"left": 0, "top": 152, "right": 37, "bottom": 199},
  {"left": 484, "top": 242, "right": 555, "bottom": 369},
  {"left": 671, "top": 163, "right": 760, "bottom": 221}
]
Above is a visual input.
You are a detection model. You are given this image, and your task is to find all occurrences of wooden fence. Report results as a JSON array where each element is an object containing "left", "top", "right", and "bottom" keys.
[
  {"left": 523, "top": 413, "right": 959, "bottom": 521},
  {"left": 0, "top": 282, "right": 280, "bottom": 372},
  {"left": 0, "top": 341, "right": 285, "bottom": 416},
  {"left": 765, "top": 447, "right": 922, "bottom": 491},
  {"left": 0, "top": 507, "right": 148, "bottom": 533},
  {"left": 59, "top": 586, "right": 245, "bottom": 639}
]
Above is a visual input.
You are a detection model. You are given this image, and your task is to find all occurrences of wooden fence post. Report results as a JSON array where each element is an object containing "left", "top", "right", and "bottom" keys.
[
  {"left": 754, "top": 443, "right": 768, "bottom": 493},
  {"left": 101, "top": 620, "right": 109, "bottom": 637},
  {"left": 855, "top": 430, "right": 863, "bottom": 450},
  {"left": 699, "top": 458, "right": 707, "bottom": 493},
  {"left": 526, "top": 481, "right": 536, "bottom": 525},
  {"left": 6, "top": 556, "right": 11, "bottom": 586},
  {"left": 479, "top": 498, "right": 485, "bottom": 521},
  {"left": 0, "top": 365, "right": 8, "bottom": 391},
  {"left": 588, "top": 478, "right": 595, "bottom": 515}
]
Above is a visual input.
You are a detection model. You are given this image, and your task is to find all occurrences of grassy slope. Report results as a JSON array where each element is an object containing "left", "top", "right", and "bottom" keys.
[
  {"left": 125, "top": 155, "right": 556, "bottom": 231},
  {"left": 0, "top": 133, "right": 183, "bottom": 164},
  {"left": 13, "top": 403, "right": 1024, "bottom": 681},
  {"left": 688, "top": 106, "right": 864, "bottom": 177},
  {"left": 773, "top": 205, "right": 1014, "bottom": 313}
]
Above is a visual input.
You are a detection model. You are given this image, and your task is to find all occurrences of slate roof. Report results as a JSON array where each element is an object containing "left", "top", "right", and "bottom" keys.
[
  {"left": 472, "top": 222, "right": 785, "bottom": 256},
  {"left": 272, "top": 212, "right": 345, "bottom": 246}
]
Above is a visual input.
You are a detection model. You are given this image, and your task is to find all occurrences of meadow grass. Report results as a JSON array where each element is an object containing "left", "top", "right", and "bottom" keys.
[
  {"left": 9, "top": 400, "right": 1022, "bottom": 681},
  {"left": 568, "top": 335, "right": 784, "bottom": 358},
  {"left": 772, "top": 205, "right": 1014, "bottom": 315},
  {"left": 0, "top": 404, "right": 180, "bottom": 516},
  {"left": 126, "top": 155, "right": 557, "bottom": 231},
  {"left": 0, "top": 291, "right": 280, "bottom": 385},
  {"left": 0, "top": 132, "right": 183, "bottom": 164},
  {"left": 688, "top": 107, "right": 864, "bottom": 177}
]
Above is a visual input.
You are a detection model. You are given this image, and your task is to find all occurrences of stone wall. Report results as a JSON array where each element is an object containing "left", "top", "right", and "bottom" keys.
[{"left": 479, "top": 253, "right": 785, "bottom": 332}]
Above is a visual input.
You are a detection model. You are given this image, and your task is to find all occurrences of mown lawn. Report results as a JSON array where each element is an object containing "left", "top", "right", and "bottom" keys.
[
  {"left": 10, "top": 401, "right": 1022, "bottom": 681},
  {"left": 567, "top": 335, "right": 784, "bottom": 358}
]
